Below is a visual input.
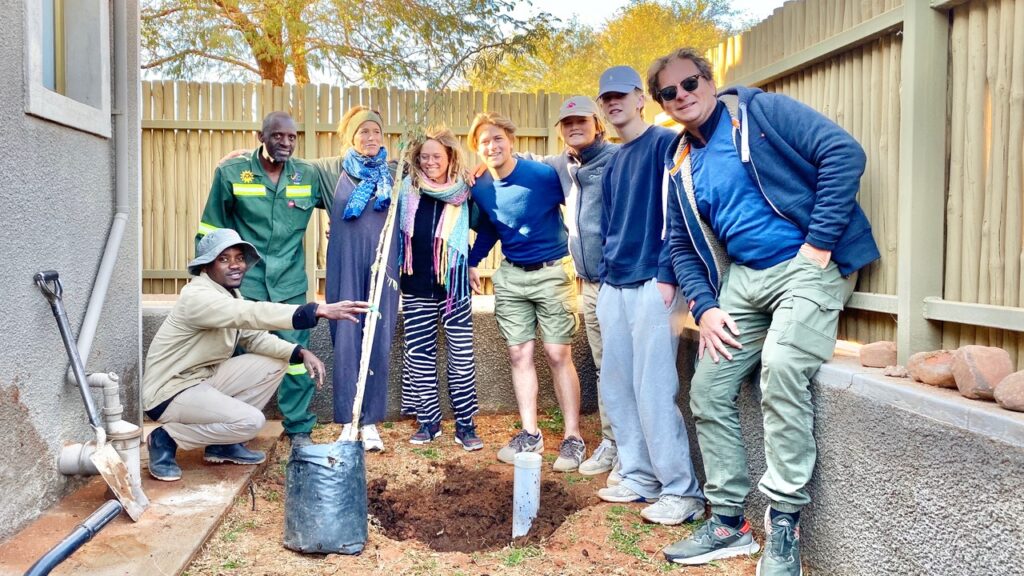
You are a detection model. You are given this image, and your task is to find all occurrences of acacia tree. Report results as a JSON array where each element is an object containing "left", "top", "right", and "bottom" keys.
[
  {"left": 141, "top": 0, "right": 552, "bottom": 86},
  {"left": 469, "top": 0, "right": 734, "bottom": 96}
]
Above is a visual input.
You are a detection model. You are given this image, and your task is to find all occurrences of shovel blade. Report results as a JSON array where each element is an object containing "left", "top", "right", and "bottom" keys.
[{"left": 90, "top": 444, "right": 148, "bottom": 521}]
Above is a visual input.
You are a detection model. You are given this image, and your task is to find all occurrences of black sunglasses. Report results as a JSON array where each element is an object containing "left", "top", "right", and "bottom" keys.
[{"left": 658, "top": 74, "right": 702, "bottom": 102}]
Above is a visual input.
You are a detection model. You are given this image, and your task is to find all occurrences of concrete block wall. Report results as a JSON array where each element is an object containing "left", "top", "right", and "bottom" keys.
[{"left": 142, "top": 301, "right": 1024, "bottom": 575}]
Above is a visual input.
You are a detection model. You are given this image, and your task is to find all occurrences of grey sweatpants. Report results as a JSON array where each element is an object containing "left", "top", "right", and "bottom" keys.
[
  {"left": 596, "top": 279, "right": 703, "bottom": 500},
  {"left": 159, "top": 354, "right": 286, "bottom": 450}
]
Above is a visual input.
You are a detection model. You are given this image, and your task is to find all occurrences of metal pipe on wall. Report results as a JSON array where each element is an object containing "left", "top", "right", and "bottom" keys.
[{"left": 69, "top": 0, "right": 133, "bottom": 381}]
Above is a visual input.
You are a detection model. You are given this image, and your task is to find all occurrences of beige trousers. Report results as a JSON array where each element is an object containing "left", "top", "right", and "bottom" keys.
[
  {"left": 159, "top": 354, "right": 287, "bottom": 450},
  {"left": 580, "top": 280, "right": 614, "bottom": 441}
]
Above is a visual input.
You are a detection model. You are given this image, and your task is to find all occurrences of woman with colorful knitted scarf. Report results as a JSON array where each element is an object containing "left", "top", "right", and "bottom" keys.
[
  {"left": 306, "top": 105, "right": 398, "bottom": 452},
  {"left": 397, "top": 127, "right": 482, "bottom": 450}
]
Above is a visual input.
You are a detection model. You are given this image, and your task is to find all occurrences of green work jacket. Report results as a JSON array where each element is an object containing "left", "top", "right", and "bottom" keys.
[{"left": 196, "top": 147, "right": 330, "bottom": 302}]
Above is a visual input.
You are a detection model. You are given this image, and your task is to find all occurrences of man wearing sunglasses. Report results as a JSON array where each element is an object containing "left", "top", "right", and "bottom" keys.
[
  {"left": 650, "top": 48, "right": 879, "bottom": 575},
  {"left": 591, "top": 65, "right": 705, "bottom": 527}
]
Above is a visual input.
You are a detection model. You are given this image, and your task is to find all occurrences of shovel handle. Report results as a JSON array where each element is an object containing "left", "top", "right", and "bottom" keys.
[
  {"left": 35, "top": 270, "right": 102, "bottom": 430},
  {"left": 34, "top": 271, "right": 63, "bottom": 304}
]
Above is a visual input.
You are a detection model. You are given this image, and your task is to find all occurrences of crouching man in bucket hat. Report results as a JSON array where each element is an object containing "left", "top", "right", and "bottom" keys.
[{"left": 142, "top": 228, "right": 369, "bottom": 481}]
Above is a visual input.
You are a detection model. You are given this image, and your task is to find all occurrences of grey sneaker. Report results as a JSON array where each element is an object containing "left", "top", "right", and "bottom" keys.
[
  {"left": 597, "top": 484, "right": 654, "bottom": 503},
  {"left": 606, "top": 458, "right": 622, "bottom": 487},
  {"left": 640, "top": 495, "right": 706, "bottom": 525},
  {"left": 756, "top": 508, "right": 802, "bottom": 576},
  {"left": 663, "top": 515, "right": 760, "bottom": 565},
  {"left": 496, "top": 429, "right": 543, "bottom": 464},
  {"left": 552, "top": 436, "right": 586, "bottom": 472},
  {"left": 578, "top": 438, "right": 617, "bottom": 475}
]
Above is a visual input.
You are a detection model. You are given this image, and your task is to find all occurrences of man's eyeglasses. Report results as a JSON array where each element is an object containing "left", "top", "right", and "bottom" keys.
[{"left": 658, "top": 74, "right": 702, "bottom": 102}]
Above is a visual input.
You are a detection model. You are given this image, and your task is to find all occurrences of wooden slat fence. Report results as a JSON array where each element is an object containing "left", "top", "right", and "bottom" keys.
[
  {"left": 141, "top": 83, "right": 566, "bottom": 296},
  {"left": 942, "top": 0, "right": 1024, "bottom": 365}
]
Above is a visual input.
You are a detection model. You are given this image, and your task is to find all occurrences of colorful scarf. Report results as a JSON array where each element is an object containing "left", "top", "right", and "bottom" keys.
[
  {"left": 341, "top": 147, "right": 393, "bottom": 220},
  {"left": 397, "top": 172, "right": 471, "bottom": 311}
]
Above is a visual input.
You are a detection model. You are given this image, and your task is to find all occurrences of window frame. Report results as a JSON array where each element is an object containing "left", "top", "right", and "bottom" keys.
[{"left": 24, "top": 0, "right": 111, "bottom": 138}]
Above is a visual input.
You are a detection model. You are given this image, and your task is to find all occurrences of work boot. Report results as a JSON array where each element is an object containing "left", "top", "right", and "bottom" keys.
[
  {"left": 147, "top": 426, "right": 181, "bottom": 481},
  {"left": 496, "top": 429, "right": 543, "bottom": 464},
  {"left": 288, "top": 432, "right": 313, "bottom": 448},
  {"left": 455, "top": 422, "right": 484, "bottom": 451},
  {"left": 409, "top": 421, "right": 442, "bottom": 445},
  {"left": 552, "top": 436, "right": 586, "bottom": 472},
  {"left": 756, "top": 508, "right": 803, "bottom": 576},
  {"left": 204, "top": 443, "right": 266, "bottom": 465},
  {"left": 663, "top": 515, "right": 760, "bottom": 565},
  {"left": 578, "top": 438, "right": 617, "bottom": 475}
]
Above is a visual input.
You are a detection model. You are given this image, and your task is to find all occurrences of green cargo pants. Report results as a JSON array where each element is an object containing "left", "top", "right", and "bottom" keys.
[
  {"left": 689, "top": 252, "right": 856, "bottom": 516},
  {"left": 273, "top": 293, "right": 316, "bottom": 435}
]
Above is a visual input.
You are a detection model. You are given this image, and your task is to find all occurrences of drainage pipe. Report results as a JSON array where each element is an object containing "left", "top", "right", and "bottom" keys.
[
  {"left": 23, "top": 500, "right": 122, "bottom": 576},
  {"left": 59, "top": 372, "right": 144, "bottom": 484},
  {"left": 67, "top": 0, "right": 133, "bottom": 382}
]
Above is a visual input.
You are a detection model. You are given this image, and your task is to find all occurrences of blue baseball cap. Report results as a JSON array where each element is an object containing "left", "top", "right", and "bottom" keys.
[{"left": 598, "top": 66, "right": 643, "bottom": 98}]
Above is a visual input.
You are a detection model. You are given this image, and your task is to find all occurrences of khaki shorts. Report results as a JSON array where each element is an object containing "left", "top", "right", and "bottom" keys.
[{"left": 492, "top": 256, "right": 579, "bottom": 346}]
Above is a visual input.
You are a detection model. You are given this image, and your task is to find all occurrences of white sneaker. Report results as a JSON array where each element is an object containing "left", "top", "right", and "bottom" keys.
[
  {"left": 640, "top": 495, "right": 706, "bottom": 525},
  {"left": 361, "top": 424, "right": 384, "bottom": 452},
  {"left": 338, "top": 423, "right": 354, "bottom": 442},
  {"left": 606, "top": 458, "right": 622, "bottom": 487},
  {"left": 597, "top": 484, "right": 654, "bottom": 504},
  {"left": 578, "top": 438, "right": 617, "bottom": 475}
]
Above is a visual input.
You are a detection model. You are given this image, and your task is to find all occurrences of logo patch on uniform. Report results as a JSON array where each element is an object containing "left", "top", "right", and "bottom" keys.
[
  {"left": 290, "top": 171, "right": 302, "bottom": 184},
  {"left": 240, "top": 170, "right": 255, "bottom": 183}
]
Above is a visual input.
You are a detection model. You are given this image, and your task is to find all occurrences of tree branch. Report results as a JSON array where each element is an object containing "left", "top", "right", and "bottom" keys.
[{"left": 142, "top": 49, "right": 260, "bottom": 74}]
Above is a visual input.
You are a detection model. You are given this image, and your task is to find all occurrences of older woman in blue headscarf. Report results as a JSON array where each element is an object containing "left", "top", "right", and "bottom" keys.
[{"left": 308, "top": 105, "right": 397, "bottom": 452}]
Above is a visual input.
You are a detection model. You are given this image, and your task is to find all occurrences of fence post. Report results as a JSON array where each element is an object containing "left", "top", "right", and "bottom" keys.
[
  {"left": 303, "top": 83, "right": 319, "bottom": 302},
  {"left": 895, "top": 2, "right": 948, "bottom": 363}
]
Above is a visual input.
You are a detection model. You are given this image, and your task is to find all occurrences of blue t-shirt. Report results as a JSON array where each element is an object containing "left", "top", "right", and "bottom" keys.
[
  {"left": 691, "top": 111, "right": 804, "bottom": 269},
  {"left": 468, "top": 158, "right": 568, "bottom": 266}
]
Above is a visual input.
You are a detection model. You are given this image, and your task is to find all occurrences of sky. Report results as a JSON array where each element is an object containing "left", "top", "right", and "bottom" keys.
[{"left": 530, "top": 0, "right": 788, "bottom": 30}]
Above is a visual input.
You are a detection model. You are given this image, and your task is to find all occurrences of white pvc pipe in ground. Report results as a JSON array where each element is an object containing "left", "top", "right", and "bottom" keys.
[{"left": 512, "top": 452, "right": 542, "bottom": 538}]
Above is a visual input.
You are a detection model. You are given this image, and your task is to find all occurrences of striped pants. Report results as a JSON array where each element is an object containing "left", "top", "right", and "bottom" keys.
[{"left": 400, "top": 294, "right": 479, "bottom": 426}]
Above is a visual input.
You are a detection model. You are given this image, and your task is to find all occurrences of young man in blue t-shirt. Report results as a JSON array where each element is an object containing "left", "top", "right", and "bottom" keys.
[
  {"left": 593, "top": 66, "right": 705, "bottom": 526},
  {"left": 467, "top": 112, "right": 586, "bottom": 472}
]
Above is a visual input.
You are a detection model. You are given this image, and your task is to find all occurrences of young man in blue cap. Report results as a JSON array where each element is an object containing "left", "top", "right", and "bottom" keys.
[
  {"left": 593, "top": 65, "right": 705, "bottom": 525},
  {"left": 142, "top": 229, "right": 368, "bottom": 481},
  {"left": 651, "top": 48, "right": 878, "bottom": 575}
]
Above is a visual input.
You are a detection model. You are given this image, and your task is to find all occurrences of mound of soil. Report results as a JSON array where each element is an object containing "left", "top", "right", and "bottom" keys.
[{"left": 368, "top": 462, "right": 582, "bottom": 552}]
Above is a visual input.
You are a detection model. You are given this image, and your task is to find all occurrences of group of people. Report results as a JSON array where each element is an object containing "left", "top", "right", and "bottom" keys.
[{"left": 141, "top": 45, "right": 878, "bottom": 576}]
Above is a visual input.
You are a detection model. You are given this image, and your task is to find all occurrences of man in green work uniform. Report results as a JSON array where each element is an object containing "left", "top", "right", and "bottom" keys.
[{"left": 196, "top": 111, "right": 329, "bottom": 447}]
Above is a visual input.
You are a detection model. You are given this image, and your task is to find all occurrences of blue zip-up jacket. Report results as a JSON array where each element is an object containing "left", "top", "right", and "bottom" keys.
[{"left": 666, "top": 86, "right": 880, "bottom": 323}]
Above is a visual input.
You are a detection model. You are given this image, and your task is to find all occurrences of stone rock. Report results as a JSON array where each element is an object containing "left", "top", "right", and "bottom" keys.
[
  {"left": 859, "top": 341, "right": 897, "bottom": 368},
  {"left": 907, "top": 350, "right": 957, "bottom": 388},
  {"left": 995, "top": 371, "right": 1024, "bottom": 412},
  {"left": 952, "top": 345, "right": 1013, "bottom": 401},
  {"left": 883, "top": 365, "right": 908, "bottom": 378}
]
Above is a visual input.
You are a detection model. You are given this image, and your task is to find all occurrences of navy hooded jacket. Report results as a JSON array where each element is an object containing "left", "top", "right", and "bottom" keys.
[{"left": 665, "top": 86, "right": 880, "bottom": 323}]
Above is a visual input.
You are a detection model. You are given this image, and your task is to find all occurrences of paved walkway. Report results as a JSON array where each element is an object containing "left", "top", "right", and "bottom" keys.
[{"left": 0, "top": 422, "right": 282, "bottom": 576}]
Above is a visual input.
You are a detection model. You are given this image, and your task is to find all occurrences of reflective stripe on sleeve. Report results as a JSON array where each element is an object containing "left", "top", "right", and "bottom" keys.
[{"left": 287, "top": 363, "right": 308, "bottom": 376}]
